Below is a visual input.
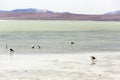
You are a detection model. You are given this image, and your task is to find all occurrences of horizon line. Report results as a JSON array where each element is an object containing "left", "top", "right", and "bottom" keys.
[{"left": 0, "top": 8, "right": 110, "bottom": 15}]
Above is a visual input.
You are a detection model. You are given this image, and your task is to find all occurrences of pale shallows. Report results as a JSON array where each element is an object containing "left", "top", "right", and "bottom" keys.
[{"left": 0, "top": 20, "right": 120, "bottom": 31}]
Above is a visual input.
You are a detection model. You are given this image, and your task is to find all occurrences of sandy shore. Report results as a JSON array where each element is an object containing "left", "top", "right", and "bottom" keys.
[{"left": 0, "top": 52, "right": 120, "bottom": 80}]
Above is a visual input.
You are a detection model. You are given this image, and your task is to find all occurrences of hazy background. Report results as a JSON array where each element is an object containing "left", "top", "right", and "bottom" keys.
[{"left": 0, "top": 0, "right": 120, "bottom": 14}]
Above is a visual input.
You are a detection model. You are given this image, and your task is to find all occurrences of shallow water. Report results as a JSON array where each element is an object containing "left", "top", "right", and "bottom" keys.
[
  {"left": 0, "top": 20, "right": 120, "bottom": 53},
  {"left": 0, "top": 30, "right": 120, "bottom": 54}
]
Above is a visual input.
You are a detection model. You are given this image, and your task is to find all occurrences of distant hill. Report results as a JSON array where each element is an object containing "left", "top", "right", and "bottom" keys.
[
  {"left": 11, "top": 8, "right": 55, "bottom": 13},
  {"left": 0, "top": 8, "right": 61, "bottom": 13},
  {"left": 105, "top": 10, "right": 120, "bottom": 15},
  {"left": 0, "top": 8, "right": 120, "bottom": 21}
]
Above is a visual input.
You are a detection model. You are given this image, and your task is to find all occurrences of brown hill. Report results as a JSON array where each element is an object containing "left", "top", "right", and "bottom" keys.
[{"left": 0, "top": 12, "right": 120, "bottom": 21}]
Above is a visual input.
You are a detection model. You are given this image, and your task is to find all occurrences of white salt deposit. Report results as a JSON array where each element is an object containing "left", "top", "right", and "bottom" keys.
[{"left": 0, "top": 52, "right": 119, "bottom": 80}]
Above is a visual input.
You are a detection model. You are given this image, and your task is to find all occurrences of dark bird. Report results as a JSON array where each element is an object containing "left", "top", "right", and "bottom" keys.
[
  {"left": 71, "top": 41, "right": 74, "bottom": 44},
  {"left": 91, "top": 56, "right": 96, "bottom": 60},
  {"left": 32, "top": 45, "right": 35, "bottom": 49},
  {"left": 9, "top": 48, "right": 14, "bottom": 56},
  {"left": 91, "top": 56, "right": 96, "bottom": 65},
  {"left": 9, "top": 48, "right": 14, "bottom": 53}
]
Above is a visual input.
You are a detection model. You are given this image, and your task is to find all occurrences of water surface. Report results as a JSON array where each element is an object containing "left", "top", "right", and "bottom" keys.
[{"left": 0, "top": 20, "right": 120, "bottom": 53}]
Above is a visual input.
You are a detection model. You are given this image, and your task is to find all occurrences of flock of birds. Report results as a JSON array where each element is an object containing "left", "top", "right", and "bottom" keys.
[
  {"left": 32, "top": 45, "right": 41, "bottom": 49},
  {"left": 4, "top": 41, "right": 96, "bottom": 65}
]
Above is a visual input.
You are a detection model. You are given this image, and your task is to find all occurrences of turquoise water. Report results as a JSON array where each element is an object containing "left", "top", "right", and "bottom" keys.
[{"left": 0, "top": 30, "right": 120, "bottom": 53}]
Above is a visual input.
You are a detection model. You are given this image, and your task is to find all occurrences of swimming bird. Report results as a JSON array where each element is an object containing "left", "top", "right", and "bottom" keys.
[
  {"left": 32, "top": 45, "right": 35, "bottom": 49},
  {"left": 37, "top": 45, "right": 41, "bottom": 49},
  {"left": 9, "top": 48, "right": 14, "bottom": 53},
  {"left": 71, "top": 41, "right": 74, "bottom": 44}
]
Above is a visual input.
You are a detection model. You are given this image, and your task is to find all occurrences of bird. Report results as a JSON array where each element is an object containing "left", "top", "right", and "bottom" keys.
[
  {"left": 9, "top": 48, "right": 15, "bottom": 56},
  {"left": 90, "top": 56, "right": 96, "bottom": 65},
  {"left": 5, "top": 44, "right": 8, "bottom": 49},
  {"left": 71, "top": 41, "right": 74, "bottom": 44},
  {"left": 32, "top": 45, "right": 35, "bottom": 49},
  {"left": 9, "top": 48, "right": 14, "bottom": 53},
  {"left": 37, "top": 45, "right": 41, "bottom": 49}
]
